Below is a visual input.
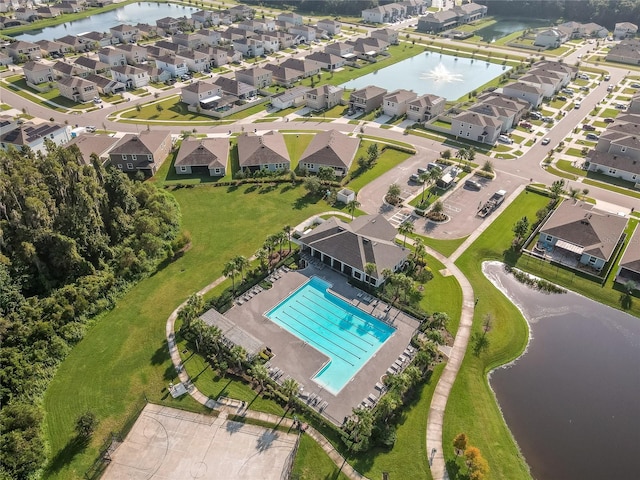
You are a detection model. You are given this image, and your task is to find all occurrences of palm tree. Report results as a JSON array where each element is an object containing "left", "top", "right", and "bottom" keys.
[
  {"left": 281, "top": 377, "right": 299, "bottom": 407},
  {"left": 283, "top": 225, "right": 293, "bottom": 253},
  {"left": 413, "top": 238, "right": 426, "bottom": 264},
  {"left": 431, "top": 200, "right": 444, "bottom": 216},
  {"left": 346, "top": 198, "right": 360, "bottom": 219},
  {"left": 229, "top": 345, "right": 247, "bottom": 373},
  {"left": 364, "top": 262, "right": 377, "bottom": 285},
  {"left": 398, "top": 221, "right": 414, "bottom": 247},
  {"left": 466, "top": 147, "right": 476, "bottom": 164},
  {"left": 223, "top": 260, "right": 238, "bottom": 295},
  {"left": 233, "top": 255, "right": 249, "bottom": 283},
  {"left": 386, "top": 183, "right": 401, "bottom": 204},
  {"left": 419, "top": 170, "right": 431, "bottom": 203},
  {"left": 429, "top": 167, "right": 443, "bottom": 189},
  {"left": 251, "top": 363, "right": 270, "bottom": 392},
  {"left": 275, "top": 231, "right": 287, "bottom": 257},
  {"left": 256, "top": 248, "right": 268, "bottom": 272}
]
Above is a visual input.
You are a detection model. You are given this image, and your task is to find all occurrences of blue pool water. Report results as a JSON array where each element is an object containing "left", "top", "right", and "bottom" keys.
[{"left": 266, "top": 277, "right": 395, "bottom": 395}]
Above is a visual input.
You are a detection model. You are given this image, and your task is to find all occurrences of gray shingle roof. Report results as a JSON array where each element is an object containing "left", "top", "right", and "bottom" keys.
[
  {"left": 237, "top": 131, "right": 290, "bottom": 167},
  {"left": 175, "top": 138, "right": 229, "bottom": 169},
  {"left": 299, "top": 130, "right": 359, "bottom": 170}
]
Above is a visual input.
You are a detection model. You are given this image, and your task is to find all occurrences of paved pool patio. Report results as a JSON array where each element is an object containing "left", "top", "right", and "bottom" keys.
[{"left": 222, "top": 265, "right": 420, "bottom": 424}]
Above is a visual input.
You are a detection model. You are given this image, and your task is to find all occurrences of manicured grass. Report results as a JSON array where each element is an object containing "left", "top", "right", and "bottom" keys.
[
  {"left": 346, "top": 143, "right": 412, "bottom": 193},
  {"left": 420, "top": 254, "right": 463, "bottom": 335},
  {"left": 42, "top": 184, "right": 334, "bottom": 480},
  {"left": 351, "top": 364, "right": 444, "bottom": 480},
  {"left": 556, "top": 159, "right": 585, "bottom": 176},
  {"left": 284, "top": 132, "right": 314, "bottom": 168},
  {"left": 444, "top": 191, "right": 551, "bottom": 480},
  {"left": 119, "top": 95, "right": 210, "bottom": 121},
  {"left": 565, "top": 147, "right": 586, "bottom": 157},
  {"left": 582, "top": 178, "right": 640, "bottom": 200},
  {"left": 418, "top": 235, "right": 468, "bottom": 259},
  {"left": 292, "top": 435, "right": 351, "bottom": 480},
  {"left": 545, "top": 165, "right": 578, "bottom": 180}
]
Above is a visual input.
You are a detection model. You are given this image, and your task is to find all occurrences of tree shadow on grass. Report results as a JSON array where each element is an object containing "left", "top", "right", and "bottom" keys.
[
  {"left": 292, "top": 194, "right": 320, "bottom": 210},
  {"left": 46, "top": 436, "right": 90, "bottom": 475},
  {"left": 150, "top": 341, "right": 170, "bottom": 365},
  {"left": 446, "top": 458, "right": 469, "bottom": 480}
]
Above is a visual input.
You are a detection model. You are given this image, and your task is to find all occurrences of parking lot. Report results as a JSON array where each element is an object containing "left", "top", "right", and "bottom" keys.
[{"left": 413, "top": 171, "right": 521, "bottom": 240}]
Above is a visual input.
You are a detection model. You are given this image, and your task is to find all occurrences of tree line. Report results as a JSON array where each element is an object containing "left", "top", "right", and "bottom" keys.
[
  {"left": 243, "top": 0, "right": 380, "bottom": 17},
  {"left": 477, "top": 0, "right": 640, "bottom": 28},
  {"left": 0, "top": 142, "right": 182, "bottom": 479}
]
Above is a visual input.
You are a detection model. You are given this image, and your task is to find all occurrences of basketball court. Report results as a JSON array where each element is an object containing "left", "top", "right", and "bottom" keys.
[{"left": 102, "top": 404, "right": 298, "bottom": 480}]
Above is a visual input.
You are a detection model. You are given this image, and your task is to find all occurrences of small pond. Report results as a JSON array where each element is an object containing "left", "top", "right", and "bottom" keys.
[
  {"left": 484, "top": 261, "right": 640, "bottom": 480},
  {"left": 475, "top": 18, "right": 552, "bottom": 43}
]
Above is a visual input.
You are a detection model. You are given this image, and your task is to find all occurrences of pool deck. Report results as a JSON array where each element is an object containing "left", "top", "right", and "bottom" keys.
[{"left": 223, "top": 266, "right": 419, "bottom": 424}]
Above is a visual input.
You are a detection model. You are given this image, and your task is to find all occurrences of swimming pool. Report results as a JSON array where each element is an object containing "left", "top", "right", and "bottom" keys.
[{"left": 265, "top": 277, "right": 395, "bottom": 395}]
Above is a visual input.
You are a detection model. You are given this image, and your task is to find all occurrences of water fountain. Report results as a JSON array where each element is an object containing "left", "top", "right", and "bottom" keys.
[{"left": 420, "top": 63, "right": 464, "bottom": 83}]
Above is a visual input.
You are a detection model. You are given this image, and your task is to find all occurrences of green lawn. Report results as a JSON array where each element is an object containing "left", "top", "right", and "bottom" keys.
[
  {"left": 545, "top": 165, "right": 578, "bottom": 180},
  {"left": 284, "top": 132, "right": 314, "bottom": 169},
  {"left": 444, "top": 191, "right": 551, "bottom": 480},
  {"left": 346, "top": 144, "right": 412, "bottom": 192},
  {"left": 292, "top": 435, "right": 351, "bottom": 480},
  {"left": 556, "top": 159, "right": 585, "bottom": 176},
  {"left": 42, "top": 184, "right": 335, "bottom": 480},
  {"left": 421, "top": 254, "right": 463, "bottom": 335},
  {"left": 119, "top": 95, "right": 213, "bottom": 122}
]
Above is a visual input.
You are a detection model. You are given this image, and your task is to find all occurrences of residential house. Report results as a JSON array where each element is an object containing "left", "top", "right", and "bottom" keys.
[
  {"left": 628, "top": 93, "right": 640, "bottom": 114},
  {"left": 14, "top": 7, "right": 37, "bottom": 22},
  {"left": 108, "top": 130, "right": 172, "bottom": 176},
  {"left": 174, "top": 138, "right": 229, "bottom": 176},
  {"left": 280, "top": 58, "right": 320, "bottom": 78},
  {"left": 114, "top": 44, "right": 147, "bottom": 65},
  {"left": 400, "top": 0, "right": 429, "bottom": 16},
  {"left": 35, "top": 39, "right": 68, "bottom": 58},
  {"left": 534, "top": 28, "right": 570, "bottom": 49},
  {"left": 135, "top": 23, "right": 160, "bottom": 39},
  {"left": 271, "top": 85, "right": 311, "bottom": 110},
  {"left": 349, "top": 85, "right": 387, "bottom": 114},
  {"left": 98, "top": 47, "right": 126, "bottom": 67},
  {"left": 406, "top": 93, "right": 446, "bottom": 122},
  {"left": 111, "top": 65, "right": 149, "bottom": 88},
  {"left": 502, "top": 82, "right": 544, "bottom": 108},
  {"left": 236, "top": 67, "right": 272, "bottom": 88},
  {"left": 257, "top": 34, "right": 280, "bottom": 53},
  {"left": 580, "top": 22, "right": 608, "bottom": 38},
  {"left": 262, "top": 64, "right": 303, "bottom": 87},
  {"left": 382, "top": 89, "right": 418, "bottom": 117},
  {"left": 614, "top": 22, "right": 638, "bottom": 40},
  {"left": 172, "top": 32, "right": 206, "bottom": 50},
  {"left": 237, "top": 131, "right": 290, "bottom": 173},
  {"left": 79, "top": 31, "right": 115, "bottom": 49},
  {"left": 615, "top": 227, "right": 640, "bottom": 285},
  {"left": 73, "top": 56, "right": 110, "bottom": 75},
  {"left": 317, "top": 19, "right": 341, "bottom": 36},
  {"left": 238, "top": 19, "right": 274, "bottom": 33},
  {"left": 232, "top": 38, "right": 264, "bottom": 58},
  {"left": 289, "top": 25, "right": 316, "bottom": 43},
  {"left": 8, "top": 40, "right": 40, "bottom": 62},
  {"left": 298, "top": 214, "right": 409, "bottom": 287},
  {"left": 156, "top": 16, "right": 181, "bottom": 35},
  {"left": 57, "top": 2, "right": 84, "bottom": 14},
  {"left": 213, "top": 76, "right": 256, "bottom": 100},
  {"left": 226, "top": 4, "right": 254, "bottom": 21},
  {"left": 220, "top": 27, "right": 254, "bottom": 43},
  {"left": 52, "top": 60, "right": 79, "bottom": 78},
  {"left": 181, "top": 80, "right": 223, "bottom": 108},
  {"left": 348, "top": 37, "right": 389, "bottom": 58},
  {"left": 66, "top": 133, "right": 120, "bottom": 165},
  {"left": 140, "top": 65, "right": 171, "bottom": 83},
  {"left": 0, "top": 121, "right": 71, "bottom": 155},
  {"left": 55, "top": 35, "right": 88, "bottom": 53},
  {"left": 154, "top": 55, "right": 188, "bottom": 78},
  {"left": 325, "top": 42, "right": 356, "bottom": 60},
  {"left": 361, "top": 3, "right": 406, "bottom": 24},
  {"left": 298, "top": 129, "right": 359, "bottom": 177},
  {"left": 450, "top": 111, "right": 502, "bottom": 145},
  {"left": 538, "top": 200, "right": 627, "bottom": 272},
  {"left": 452, "top": 2, "right": 488, "bottom": 23},
  {"left": 194, "top": 29, "right": 223, "bottom": 47},
  {"left": 0, "top": 116, "right": 18, "bottom": 136},
  {"left": 154, "top": 40, "right": 187, "bottom": 55},
  {"left": 275, "top": 31, "right": 296, "bottom": 49},
  {"left": 198, "top": 47, "right": 232, "bottom": 67},
  {"left": 35, "top": 6, "right": 60, "bottom": 18},
  {"left": 57, "top": 76, "right": 97, "bottom": 103},
  {"left": 0, "top": 53, "right": 13, "bottom": 67},
  {"left": 305, "top": 85, "right": 344, "bottom": 111},
  {"left": 533, "top": 61, "right": 578, "bottom": 83},
  {"left": 371, "top": 28, "right": 399, "bottom": 45},
  {"left": 84, "top": 73, "right": 126, "bottom": 95},
  {"left": 473, "top": 93, "right": 529, "bottom": 131},
  {"left": 177, "top": 50, "right": 210, "bottom": 73},
  {"left": 586, "top": 121, "right": 640, "bottom": 184},
  {"left": 23, "top": 61, "right": 54, "bottom": 88},
  {"left": 519, "top": 73, "right": 562, "bottom": 98},
  {"left": 191, "top": 9, "right": 221, "bottom": 27},
  {"left": 305, "top": 51, "right": 345, "bottom": 71},
  {"left": 109, "top": 24, "right": 140, "bottom": 44},
  {"left": 417, "top": 10, "right": 459, "bottom": 33},
  {"left": 606, "top": 39, "right": 640, "bottom": 66},
  {"left": 277, "top": 12, "right": 303, "bottom": 26}
]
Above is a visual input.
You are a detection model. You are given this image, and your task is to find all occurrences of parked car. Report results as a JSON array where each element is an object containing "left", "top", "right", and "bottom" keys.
[
  {"left": 631, "top": 83, "right": 640, "bottom": 88},
  {"left": 578, "top": 73, "right": 589, "bottom": 80},
  {"left": 574, "top": 101, "right": 582, "bottom": 109},
  {"left": 607, "top": 85, "right": 614, "bottom": 91},
  {"left": 417, "top": 167, "right": 428, "bottom": 174},
  {"left": 604, "top": 118, "right": 615, "bottom": 123},
  {"left": 529, "top": 112, "right": 542, "bottom": 120},
  {"left": 586, "top": 133, "right": 599, "bottom": 140},
  {"left": 580, "top": 86, "right": 589, "bottom": 92},
  {"left": 562, "top": 88, "right": 574, "bottom": 94},
  {"left": 498, "top": 135, "right": 513, "bottom": 144},
  {"left": 427, "top": 162, "right": 441, "bottom": 171},
  {"left": 409, "top": 173, "right": 424, "bottom": 184},
  {"left": 542, "top": 116, "right": 554, "bottom": 123},
  {"left": 464, "top": 179, "right": 482, "bottom": 190},
  {"left": 616, "top": 104, "right": 627, "bottom": 110},
  {"left": 604, "top": 74, "right": 611, "bottom": 81},
  {"left": 519, "top": 121, "right": 532, "bottom": 129},
  {"left": 556, "top": 95, "right": 567, "bottom": 101},
  {"left": 85, "top": 126, "right": 96, "bottom": 133},
  {"left": 541, "top": 138, "right": 551, "bottom": 145},
  {"left": 93, "top": 96, "right": 102, "bottom": 104},
  {"left": 582, "top": 124, "right": 596, "bottom": 131}
]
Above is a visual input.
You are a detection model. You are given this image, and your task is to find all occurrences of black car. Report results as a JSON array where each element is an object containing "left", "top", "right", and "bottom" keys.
[{"left": 464, "top": 179, "right": 482, "bottom": 190}]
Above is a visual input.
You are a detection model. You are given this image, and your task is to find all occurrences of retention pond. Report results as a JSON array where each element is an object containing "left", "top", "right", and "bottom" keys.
[{"left": 484, "top": 261, "right": 640, "bottom": 480}]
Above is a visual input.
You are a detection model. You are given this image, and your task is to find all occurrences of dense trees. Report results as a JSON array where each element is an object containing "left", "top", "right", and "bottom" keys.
[
  {"left": 244, "top": 0, "right": 379, "bottom": 16},
  {"left": 0, "top": 143, "right": 181, "bottom": 479}
]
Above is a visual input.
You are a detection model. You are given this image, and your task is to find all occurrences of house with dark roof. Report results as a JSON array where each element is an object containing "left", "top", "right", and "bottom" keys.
[
  {"left": 79, "top": 31, "right": 115, "bottom": 49},
  {"left": 305, "top": 51, "right": 345, "bottom": 71},
  {"left": 180, "top": 80, "right": 223, "bottom": 108},
  {"left": 616, "top": 227, "right": 640, "bottom": 285},
  {"left": 262, "top": 64, "right": 303, "bottom": 87},
  {"left": 305, "top": 85, "right": 344, "bottom": 112},
  {"left": 237, "top": 131, "right": 290, "bottom": 173},
  {"left": 174, "top": 137, "right": 229, "bottom": 176},
  {"left": 114, "top": 44, "right": 148, "bottom": 65},
  {"left": 73, "top": 56, "right": 110, "bottom": 75},
  {"left": 606, "top": 39, "right": 640, "bottom": 66},
  {"left": 84, "top": 73, "right": 126, "bottom": 95},
  {"left": 538, "top": 200, "right": 627, "bottom": 272},
  {"left": 8, "top": 40, "right": 40, "bottom": 62},
  {"left": 66, "top": 133, "right": 120, "bottom": 164},
  {"left": 298, "top": 214, "right": 409, "bottom": 287},
  {"left": 154, "top": 54, "right": 188, "bottom": 77},
  {"left": 349, "top": 85, "right": 387, "bottom": 114},
  {"left": 108, "top": 130, "right": 172, "bottom": 176},
  {"left": 213, "top": 76, "right": 257, "bottom": 99},
  {"left": 110, "top": 24, "right": 140, "bottom": 44},
  {"left": 298, "top": 129, "right": 359, "bottom": 177},
  {"left": 472, "top": 93, "right": 529, "bottom": 132},
  {"left": 0, "top": 121, "right": 71, "bottom": 154},
  {"left": 280, "top": 58, "right": 321, "bottom": 78},
  {"left": 371, "top": 28, "right": 399, "bottom": 45},
  {"left": 406, "top": 93, "right": 446, "bottom": 123},
  {"left": 57, "top": 76, "right": 97, "bottom": 103},
  {"left": 236, "top": 67, "right": 272, "bottom": 88},
  {"left": 36, "top": 39, "right": 69, "bottom": 58}
]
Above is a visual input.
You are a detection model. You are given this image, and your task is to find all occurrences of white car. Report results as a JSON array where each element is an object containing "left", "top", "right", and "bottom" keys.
[{"left": 541, "top": 138, "right": 551, "bottom": 145}]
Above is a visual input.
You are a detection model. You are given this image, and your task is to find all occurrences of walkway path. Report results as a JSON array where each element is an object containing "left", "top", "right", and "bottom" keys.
[{"left": 164, "top": 231, "right": 369, "bottom": 480}]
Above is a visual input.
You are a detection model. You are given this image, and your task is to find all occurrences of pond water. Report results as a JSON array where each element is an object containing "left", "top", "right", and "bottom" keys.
[
  {"left": 14, "top": 2, "right": 198, "bottom": 41},
  {"left": 484, "top": 261, "right": 640, "bottom": 480},
  {"left": 475, "top": 18, "right": 551, "bottom": 43},
  {"left": 340, "top": 52, "right": 509, "bottom": 100}
]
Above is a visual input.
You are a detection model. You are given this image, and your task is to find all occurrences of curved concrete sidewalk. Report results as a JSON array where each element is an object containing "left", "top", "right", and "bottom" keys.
[{"left": 164, "top": 241, "right": 368, "bottom": 480}]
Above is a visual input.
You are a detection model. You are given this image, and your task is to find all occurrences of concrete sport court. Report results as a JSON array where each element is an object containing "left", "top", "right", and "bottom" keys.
[{"left": 102, "top": 404, "right": 298, "bottom": 480}]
